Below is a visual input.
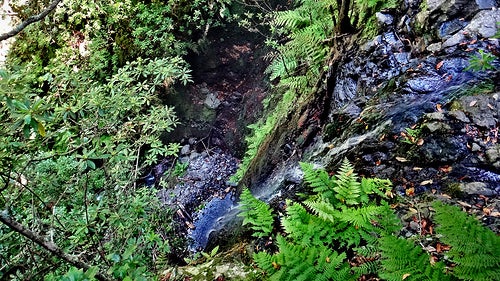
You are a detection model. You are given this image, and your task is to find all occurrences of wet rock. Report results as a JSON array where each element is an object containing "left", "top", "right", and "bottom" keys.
[
  {"left": 471, "top": 142, "right": 482, "bottom": 152},
  {"left": 181, "top": 144, "right": 191, "bottom": 155},
  {"left": 438, "top": 19, "right": 468, "bottom": 38},
  {"left": 476, "top": 0, "right": 498, "bottom": 10},
  {"left": 427, "top": 42, "right": 442, "bottom": 52},
  {"left": 442, "top": 32, "right": 466, "bottom": 48},
  {"left": 486, "top": 145, "right": 500, "bottom": 169},
  {"left": 464, "top": 10, "right": 500, "bottom": 38},
  {"left": 448, "top": 110, "right": 470, "bottom": 122},
  {"left": 426, "top": 112, "right": 447, "bottom": 121},
  {"left": 205, "top": 93, "right": 221, "bottom": 109},
  {"left": 376, "top": 12, "right": 394, "bottom": 26},
  {"left": 332, "top": 77, "right": 357, "bottom": 106},
  {"left": 461, "top": 96, "right": 497, "bottom": 128},
  {"left": 423, "top": 122, "right": 451, "bottom": 133},
  {"left": 406, "top": 74, "right": 445, "bottom": 93},
  {"left": 460, "top": 182, "right": 494, "bottom": 196},
  {"left": 420, "top": 137, "right": 467, "bottom": 163}
]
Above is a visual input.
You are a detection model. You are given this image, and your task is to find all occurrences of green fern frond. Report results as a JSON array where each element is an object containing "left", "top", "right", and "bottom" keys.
[
  {"left": 299, "top": 162, "right": 334, "bottom": 197},
  {"left": 433, "top": 201, "right": 500, "bottom": 281},
  {"left": 379, "top": 236, "right": 452, "bottom": 281},
  {"left": 238, "top": 188, "right": 274, "bottom": 237}
]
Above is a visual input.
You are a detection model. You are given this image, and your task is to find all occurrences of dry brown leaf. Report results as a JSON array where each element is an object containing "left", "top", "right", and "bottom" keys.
[
  {"left": 420, "top": 179, "right": 433, "bottom": 186},
  {"left": 436, "top": 61, "right": 444, "bottom": 70},
  {"left": 406, "top": 187, "right": 415, "bottom": 196},
  {"left": 436, "top": 103, "right": 442, "bottom": 111},
  {"left": 402, "top": 273, "right": 411, "bottom": 280},
  {"left": 439, "top": 166, "right": 453, "bottom": 173},
  {"left": 416, "top": 138, "right": 424, "bottom": 146},
  {"left": 469, "top": 100, "right": 477, "bottom": 107},
  {"left": 488, "top": 103, "right": 495, "bottom": 110},
  {"left": 490, "top": 211, "right": 500, "bottom": 217},
  {"left": 457, "top": 201, "right": 472, "bottom": 208},
  {"left": 483, "top": 207, "right": 492, "bottom": 215},
  {"left": 396, "top": 156, "right": 409, "bottom": 162}
]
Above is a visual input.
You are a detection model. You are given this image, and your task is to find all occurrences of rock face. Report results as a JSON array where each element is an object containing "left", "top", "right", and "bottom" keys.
[{"left": 250, "top": 0, "right": 500, "bottom": 206}]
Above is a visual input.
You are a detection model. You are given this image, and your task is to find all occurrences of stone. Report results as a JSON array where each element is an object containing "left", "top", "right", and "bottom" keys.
[
  {"left": 426, "top": 112, "right": 447, "bottom": 121},
  {"left": 475, "top": 0, "right": 498, "bottom": 9},
  {"left": 471, "top": 142, "right": 482, "bottom": 152},
  {"left": 448, "top": 110, "right": 470, "bottom": 122},
  {"left": 426, "top": 42, "right": 442, "bottom": 52},
  {"left": 486, "top": 145, "right": 500, "bottom": 167},
  {"left": 438, "top": 19, "right": 468, "bottom": 38},
  {"left": 460, "top": 182, "right": 494, "bottom": 196},
  {"left": 204, "top": 93, "right": 221, "bottom": 109},
  {"left": 376, "top": 12, "right": 394, "bottom": 25},
  {"left": 442, "top": 32, "right": 466, "bottom": 48},
  {"left": 423, "top": 122, "right": 451, "bottom": 133},
  {"left": 180, "top": 144, "right": 191, "bottom": 155},
  {"left": 464, "top": 10, "right": 500, "bottom": 38},
  {"left": 406, "top": 74, "right": 444, "bottom": 93}
]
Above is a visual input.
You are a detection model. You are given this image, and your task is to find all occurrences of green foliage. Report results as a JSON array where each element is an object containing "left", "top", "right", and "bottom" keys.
[
  {"left": 254, "top": 235, "right": 352, "bottom": 281},
  {"left": 0, "top": 0, "right": 234, "bottom": 279},
  {"left": 238, "top": 188, "right": 274, "bottom": 238},
  {"left": 244, "top": 160, "right": 399, "bottom": 280},
  {"left": 433, "top": 201, "right": 500, "bottom": 281},
  {"left": 379, "top": 236, "right": 452, "bottom": 281},
  {"left": 465, "top": 49, "right": 497, "bottom": 72}
]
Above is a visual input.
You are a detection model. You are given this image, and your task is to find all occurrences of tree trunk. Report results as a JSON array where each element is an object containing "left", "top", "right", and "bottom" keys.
[
  {"left": 0, "top": 212, "right": 113, "bottom": 281},
  {"left": 335, "top": 0, "right": 355, "bottom": 34}
]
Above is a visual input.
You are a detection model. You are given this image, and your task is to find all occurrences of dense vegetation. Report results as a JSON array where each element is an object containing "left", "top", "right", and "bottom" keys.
[
  {"left": 0, "top": 0, "right": 230, "bottom": 279},
  {"left": 1, "top": 0, "right": 498, "bottom": 280},
  {"left": 240, "top": 161, "right": 500, "bottom": 281}
]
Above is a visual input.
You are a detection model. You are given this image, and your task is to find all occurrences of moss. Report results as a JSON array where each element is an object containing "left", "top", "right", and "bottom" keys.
[{"left": 444, "top": 182, "right": 464, "bottom": 198}]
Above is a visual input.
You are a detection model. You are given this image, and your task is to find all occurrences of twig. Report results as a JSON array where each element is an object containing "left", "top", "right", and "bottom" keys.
[{"left": 0, "top": 0, "right": 63, "bottom": 41}]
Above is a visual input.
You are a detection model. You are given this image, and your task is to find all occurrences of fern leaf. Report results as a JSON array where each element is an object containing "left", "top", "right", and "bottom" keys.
[
  {"left": 379, "top": 235, "right": 452, "bottom": 281},
  {"left": 238, "top": 188, "right": 274, "bottom": 237},
  {"left": 433, "top": 201, "right": 500, "bottom": 281}
]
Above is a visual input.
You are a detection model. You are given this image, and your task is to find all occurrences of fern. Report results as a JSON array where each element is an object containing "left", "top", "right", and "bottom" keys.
[
  {"left": 238, "top": 188, "right": 274, "bottom": 238},
  {"left": 433, "top": 201, "right": 500, "bottom": 281},
  {"left": 379, "top": 236, "right": 452, "bottom": 281},
  {"left": 254, "top": 235, "right": 353, "bottom": 281}
]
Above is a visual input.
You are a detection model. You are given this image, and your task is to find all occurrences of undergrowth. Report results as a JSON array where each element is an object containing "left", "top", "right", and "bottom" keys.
[{"left": 239, "top": 160, "right": 500, "bottom": 280}]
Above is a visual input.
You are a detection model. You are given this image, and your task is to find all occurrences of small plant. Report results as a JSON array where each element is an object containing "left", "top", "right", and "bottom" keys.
[
  {"left": 238, "top": 188, "right": 274, "bottom": 238},
  {"left": 173, "top": 161, "right": 189, "bottom": 177},
  {"left": 401, "top": 127, "right": 422, "bottom": 144},
  {"left": 465, "top": 49, "right": 497, "bottom": 72}
]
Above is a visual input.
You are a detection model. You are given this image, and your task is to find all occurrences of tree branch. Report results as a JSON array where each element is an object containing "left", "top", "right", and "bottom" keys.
[
  {"left": 0, "top": 0, "right": 63, "bottom": 41},
  {"left": 0, "top": 211, "right": 113, "bottom": 281}
]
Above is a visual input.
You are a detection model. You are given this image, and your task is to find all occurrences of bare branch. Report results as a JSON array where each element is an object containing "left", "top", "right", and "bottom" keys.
[
  {"left": 0, "top": 211, "right": 113, "bottom": 281},
  {"left": 0, "top": 0, "right": 63, "bottom": 41}
]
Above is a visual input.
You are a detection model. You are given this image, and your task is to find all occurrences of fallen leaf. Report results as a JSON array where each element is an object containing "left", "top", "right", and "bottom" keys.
[
  {"left": 488, "top": 103, "right": 495, "bottom": 110},
  {"left": 408, "top": 207, "right": 418, "bottom": 214},
  {"left": 423, "top": 245, "right": 437, "bottom": 252},
  {"left": 469, "top": 100, "right": 477, "bottom": 107},
  {"left": 436, "top": 243, "right": 451, "bottom": 253},
  {"left": 439, "top": 165, "right": 453, "bottom": 173},
  {"left": 436, "top": 103, "right": 442, "bottom": 111},
  {"left": 457, "top": 201, "right": 472, "bottom": 208},
  {"left": 406, "top": 187, "right": 415, "bottom": 196},
  {"left": 413, "top": 167, "right": 423, "bottom": 171},
  {"left": 396, "top": 156, "right": 409, "bottom": 162},
  {"left": 490, "top": 211, "right": 500, "bottom": 217},
  {"left": 483, "top": 208, "right": 492, "bottom": 215},
  {"left": 402, "top": 273, "right": 411, "bottom": 280},
  {"left": 420, "top": 179, "right": 433, "bottom": 186},
  {"left": 440, "top": 193, "right": 452, "bottom": 199},
  {"left": 416, "top": 138, "right": 424, "bottom": 146},
  {"left": 436, "top": 61, "right": 444, "bottom": 70},
  {"left": 376, "top": 159, "right": 382, "bottom": 166}
]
